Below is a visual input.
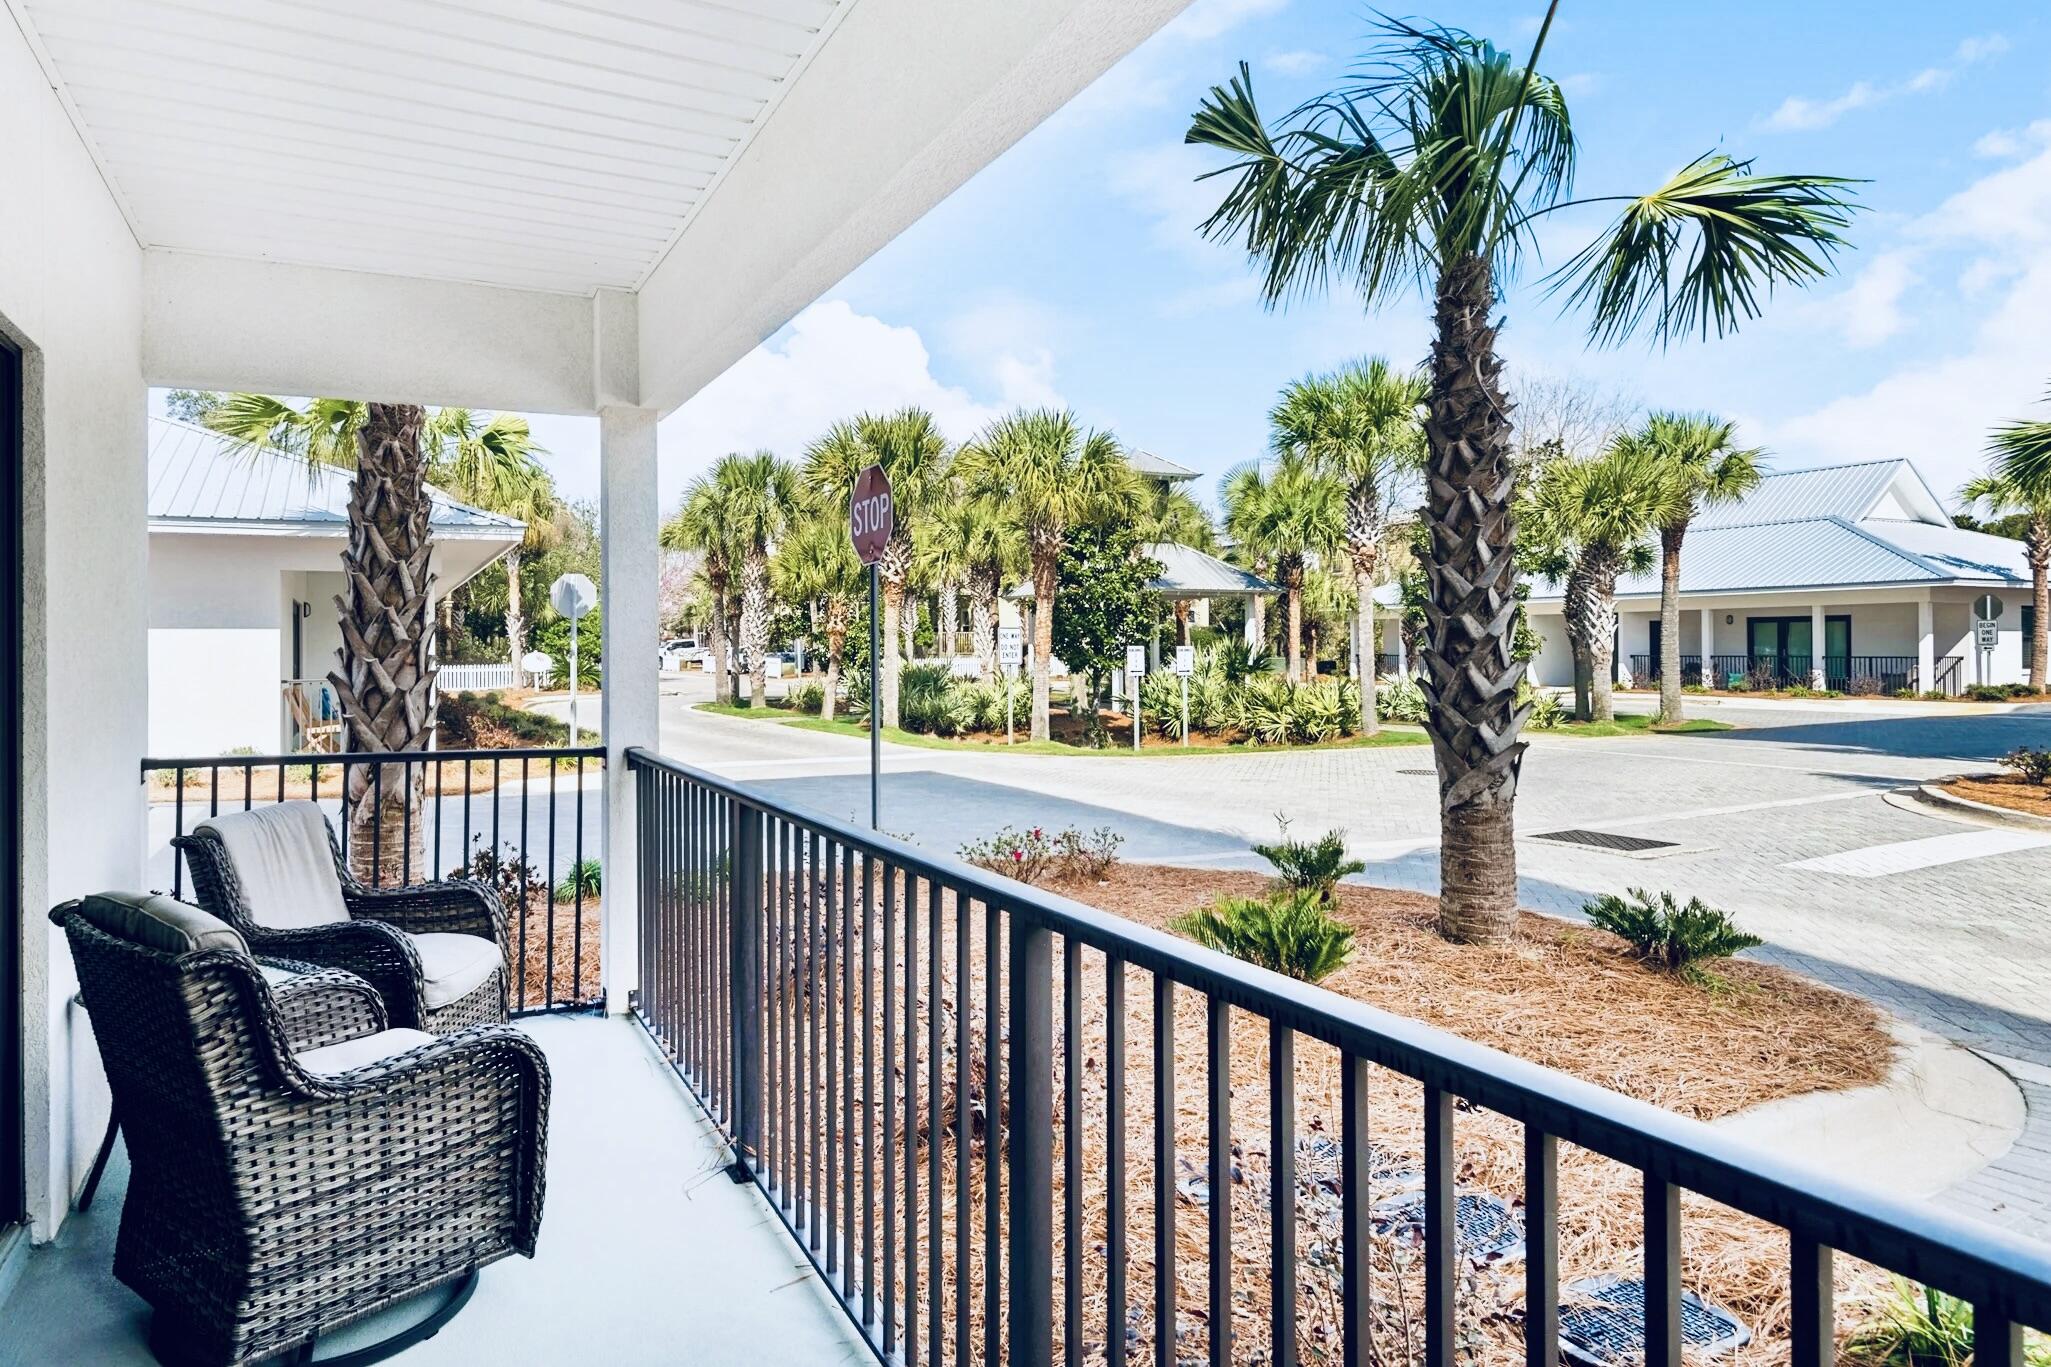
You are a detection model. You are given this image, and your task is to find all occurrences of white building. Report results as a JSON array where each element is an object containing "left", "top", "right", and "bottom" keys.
[
  {"left": 1523, "top": 460, "right": 2039, "bottom": 695},
  {"left": 147, "top": 417, "right": 526, "bottom": 757}
]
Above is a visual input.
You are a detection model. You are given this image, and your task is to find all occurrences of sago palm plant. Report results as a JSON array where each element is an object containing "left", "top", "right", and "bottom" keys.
[{"left": 1188, "top": 7, "right": 1857, "bottom": 940}]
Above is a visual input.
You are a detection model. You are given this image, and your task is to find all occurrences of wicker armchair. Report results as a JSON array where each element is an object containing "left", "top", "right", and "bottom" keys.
[
  {"left": 173, "top": 801, "right": 509, "bottom": 1030},
  {"left": 52, "top": 892, "right": 549, "bottom": 1367}
]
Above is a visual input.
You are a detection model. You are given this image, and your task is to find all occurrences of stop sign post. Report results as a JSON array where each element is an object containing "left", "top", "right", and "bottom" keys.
[
  {"left": 550, "top": 572, "right": 596, "bottom": 745},
  {"left": 850, "top": 465, "right": 893, "bottom": 828}
]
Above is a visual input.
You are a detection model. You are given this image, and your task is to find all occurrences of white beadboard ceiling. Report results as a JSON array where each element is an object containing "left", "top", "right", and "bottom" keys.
[{"left": 10, "top": 0, "right": 852, "bottom": 294}]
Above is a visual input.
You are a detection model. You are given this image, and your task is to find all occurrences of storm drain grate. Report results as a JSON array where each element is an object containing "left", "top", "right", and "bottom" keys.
[
  {"left": 1397, "top": 768, "right": 1436, "bottom": 776},
  {"left": 1535, "top": 829, "right": 1678, "bottom": 853},
  {"left": 1372, "top": 1191, "right": 1525, "bottom": 1264},
  {"left": 1558, "top": 1275, "right": 1752, "bottom": 1366}
]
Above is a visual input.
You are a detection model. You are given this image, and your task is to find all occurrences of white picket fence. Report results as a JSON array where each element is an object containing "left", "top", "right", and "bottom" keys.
[{"left": 439, "top": 662, "right": 552, "bottom": 692}]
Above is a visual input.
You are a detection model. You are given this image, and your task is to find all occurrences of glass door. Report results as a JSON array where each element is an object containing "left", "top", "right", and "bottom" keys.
[{"left": 0, "top": 333, "right": 19, "bottom": 1226}]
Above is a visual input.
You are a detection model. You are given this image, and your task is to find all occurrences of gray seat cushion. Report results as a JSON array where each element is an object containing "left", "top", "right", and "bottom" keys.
[
  {"left": 294, "top": 1027, "right": 436, "bottom": 1076},
  {"left": 194, "top": 802, "right": 351, "bottom": 930},
  {"left": 78, "top": 892, "right": 250, "bottom": 957},
  {"left": 410, "top": 932, "right": 502, "bottom": 1008}
]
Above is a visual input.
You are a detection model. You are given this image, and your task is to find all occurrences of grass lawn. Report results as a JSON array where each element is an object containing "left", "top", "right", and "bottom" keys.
[
  {"left": 1533, "top": 711, "right": 1733, "bottom": 738},
  {"left": 695, "top": 701, "right": 1431, "bottom": 755}
]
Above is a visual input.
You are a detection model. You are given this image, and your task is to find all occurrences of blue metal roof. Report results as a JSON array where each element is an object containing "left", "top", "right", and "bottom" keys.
[
  {"left": 147, "top": 417, "right": 526, "bottom": 537},
  {"left": 1692, "top": 460, "right": 1907, "bottom": 529}
]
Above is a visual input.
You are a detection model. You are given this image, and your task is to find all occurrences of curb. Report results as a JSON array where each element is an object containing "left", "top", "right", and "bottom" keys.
[{"left": 1897, "top": 777, "right": 2051, "bottom": 832}]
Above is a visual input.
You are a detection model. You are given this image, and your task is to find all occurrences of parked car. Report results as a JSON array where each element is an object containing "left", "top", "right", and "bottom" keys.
[{"left": 659, "top": 637, "right": 699, "bottom": 671}]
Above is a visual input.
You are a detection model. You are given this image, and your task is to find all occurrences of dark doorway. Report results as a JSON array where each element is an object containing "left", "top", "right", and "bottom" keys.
[
  {"left": 0, "top": 333, "right": 20, "bottom": 1226},
  {"left": 1747, "top": 614, "right": 1850, "bottom": 686}
]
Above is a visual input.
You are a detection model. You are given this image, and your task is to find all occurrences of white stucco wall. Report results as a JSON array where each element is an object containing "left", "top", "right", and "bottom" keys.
[{"left": 0, "top": 12, "right": 148, "bottom": 1237}]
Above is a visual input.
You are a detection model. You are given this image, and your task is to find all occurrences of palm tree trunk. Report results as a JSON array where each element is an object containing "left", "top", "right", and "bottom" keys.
[
  {"left": 503, "top": 547, "right": 527, "bottom": 687},
  {"left": 330, "top": 402, "right": 433, "bottom": 888},
  {"left": 1285, "top": 563, "right": 1304, "bottom": 682},
  {"left": 2032, "top": 517, "right": 2049, "bottom": 692},
  {"left": 970, "top": 584, "right": 996, "bottom": 680},
  {"left": 742, "top": 553, "right": 770, "bottom": 708},
  {"left": 880, "top": 580, "right": 904, "bottom": 729},
  {"left": 939, "top": 583, "right": 960, "bottom": 658},
  {"left": 707, "top": 581, "right": 732, "bottom": 705},
  {"left": 1563, "top": 564, "right": 1597, "bottom": 721},
  {"left": 1420, "top": 254, "right": 1524, "bottom": 945},
  {"left": 1656, "top": 527, "right": 1686, "bottom": 723},
  {"left": 1352, "top": 545, "right": 1380, "bottom": 735},
  {"left": 1030, "top": 560, "right": 1056, "bottom": 742}
]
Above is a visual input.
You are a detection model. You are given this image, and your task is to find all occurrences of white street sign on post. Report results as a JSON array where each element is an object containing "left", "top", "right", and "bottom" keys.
[
  {"left": 1174, "top": 645, "right": 1194, "bottom": 746},
  {"left": 998, "top": 626, "right": 1023, "bottom": 745},
  {"left": 550, "top": 573, "right": 596, "bottom": 745},
  {"left": 1125, "top": 644, "right": 1146, "bottom": 751},
  {"left": 1974, "top": 595, "right": 2003, "bottom": 685}
]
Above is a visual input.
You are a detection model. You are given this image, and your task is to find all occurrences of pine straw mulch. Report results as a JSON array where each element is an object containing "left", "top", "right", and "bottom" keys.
[
  {"left": 510, "top": 894, "right": 602, "bottom": 1011},
  {"left": 1942, "top": 774, "right": 2051, "bottom": 819},
  {"left": 713, "top": 861, "right": 1907, "bottom": 1367}
]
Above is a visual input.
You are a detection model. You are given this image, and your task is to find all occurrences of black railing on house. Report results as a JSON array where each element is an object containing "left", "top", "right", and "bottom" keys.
[
  {"left": 1635, "top": 654, "right": 1950, "bottom": 694},
  {"left": 1937, "top": 655, "right": 1965, "bottom": 695},
  {"left": 627, "top": 747, "right": 2051, "bottom": 1367},
  {"left": 1372, "top": 652, "right": 1418, "bottom": 677},
  {"left": 142, "top": 745, "right": 606, "bottom": 1015}
]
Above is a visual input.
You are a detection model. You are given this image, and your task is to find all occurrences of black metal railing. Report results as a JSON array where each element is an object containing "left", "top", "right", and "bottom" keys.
[
  {"left": 143, "top": 745, "right": 606, "bottom": 1015},
  {"left": 1937, "top": 655, "right": 1965, "bottom": 695},
  {"left": 1668, "top": 654, "right": 1936, "bottom": 693},
  {"left": 1627, "top": 654, "right": 1705, "bottom": 686},
  {"left": 627, "top": 747, "right": 2051, "bottom": 1367}
]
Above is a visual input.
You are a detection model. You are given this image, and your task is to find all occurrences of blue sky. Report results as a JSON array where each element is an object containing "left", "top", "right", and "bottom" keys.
[{"left": 453, "top": 2, "right": 2051, "bottom": 515}]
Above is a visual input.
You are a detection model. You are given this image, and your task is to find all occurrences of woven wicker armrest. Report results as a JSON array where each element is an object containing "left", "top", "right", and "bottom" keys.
[
  {"left": 265, "top": 964, "right": 387, "bottom": 1053},
  {"left": 240, "top": 919, "right": 428, "bottom": 1030},
  {"left": 272, "top": 1024, "right": 551, "bottom": 1254},
  {"left": 343, "top": 877, "right": 507, "bottom": 949}
]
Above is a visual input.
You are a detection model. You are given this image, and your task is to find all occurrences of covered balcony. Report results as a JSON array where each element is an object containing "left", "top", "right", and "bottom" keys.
[{"left": 4, "top": 2, "right": 2051, "bottom": 1366}]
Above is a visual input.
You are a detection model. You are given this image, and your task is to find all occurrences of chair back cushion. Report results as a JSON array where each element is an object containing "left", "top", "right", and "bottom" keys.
[
  {"left": 195, "top": 802, "right": 351, "bottom": 930},
  {"left": 77, "top": 891, "right": 250, "bottom": 957}
]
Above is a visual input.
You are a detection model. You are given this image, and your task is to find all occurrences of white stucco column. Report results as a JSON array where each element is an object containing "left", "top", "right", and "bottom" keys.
[
  {"left": 1699, "top": 606, "right": 1714, "bottom": 675},
  {"left": 1918, "top": 596, "right": 1936, "bottom": 694},
  {"left": 1811, "top": 603, "right": 1827, "bottom": 688},
  {"left": 600, "top": 404, "right": 658, "bottom": 1013},
  {"left": 1192, "top": 597, "right": 1210, "bottom": 628},
  {"left": 1246, "top": 595, "right": 1266, "bottom": 648}
]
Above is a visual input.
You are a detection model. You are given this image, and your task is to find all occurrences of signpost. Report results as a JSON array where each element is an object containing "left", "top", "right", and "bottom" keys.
[
  {"left": 998, "top": 625, "right": 1023, "bottom": 745},
  {"left": 850, "top": 465, "right": 894, "bottom": 828},
  {"left": 1125, "top": 644, "right": 1146, "bottom": 752},
  {"left": 1174, "top": 643, "right": 1195, "bottom": 747},
  {"left": 1974, "top": 594, "right": 2003, "bottom": 686},
  {"left": 549, "top": 572, "right": 596, "bottom": 745}
]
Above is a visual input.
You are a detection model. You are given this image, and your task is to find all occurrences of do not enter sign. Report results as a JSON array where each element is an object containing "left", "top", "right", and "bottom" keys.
[{"left": 850, "top": 463, "right": 894, "bottom": 565}]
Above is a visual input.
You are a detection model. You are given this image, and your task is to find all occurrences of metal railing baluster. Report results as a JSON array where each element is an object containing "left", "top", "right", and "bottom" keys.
[
  {"left": 1341, "top": 1054, "right": 1370, "bottom": 1367},
  {"left": 1789, "top": 1235, "right": 1832, "bottom": 1367},
  {"left": 1270, "top": 1022, "right": 1296, "bottom": 1367},
  {"left": 1525, "top": 1129, "right": 1559, "bottom": 1367},
  {"left": 1063, "top": 938, "right": 1082, "bottom": 1366},
  {"left": 1153, "top": 975, "right": 1174, "bottom": 1367},
  {"left": 1644, "top": 1175, "right": 1682, "bottom": 1367},
  {"left": 1425, "top": 1085, "right": 1455, "bottom": 1367},
  {"left": 1206, "top": 995, "right": 1229, "bottom": 1367},
  {"left": 1007, "top": 914, "right": 1053, "bottom": 1367},
  {"left": 1105, "top": 954, "right": 1127, "bottom": 1367}
]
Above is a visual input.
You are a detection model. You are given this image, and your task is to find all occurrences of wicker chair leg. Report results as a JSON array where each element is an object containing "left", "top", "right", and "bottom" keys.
[
  {"left": 145, "top": 1268, "right": 480, "bottom": 1367},
  {"left": 78, "top": 1104, "right": 119, "bottom": 1212}
]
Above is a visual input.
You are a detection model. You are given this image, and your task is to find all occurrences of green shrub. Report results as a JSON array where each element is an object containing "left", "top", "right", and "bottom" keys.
[
  {"left": 1252, "top": 820, "right": 1364, "bottom": 904},
  {"left": 1054, "top": 826, "right": 1124, "bottom": 880},
  {"left": 437, "top": 690, "right": 571, "bottom": 748},
  {"left": 1377, "top": 673, "right": 1429, "bottom": 724},
  {"left": 2003, "top": 746, "right": 2051, "bottom": 785},
  {"left": 1171, "top": 890, "right": 1355, "bottom": 983},
  {"left": 553, "top": 857, "right": 602, "bottom": 902},
  {"left": 1847, "top": 1277, "right": 2051, "bottom": 1367},
  {"left": 1527, "top": 691, "right": 1567, "bottom": 730},
  {"left": 790, "top": 682, "right": 826, "bottom": 715},
  {"left": 1583, "top": 888, "right": 1762, "bottom": 981},
  {"left": 1967, "top": 683, "right": 2011, "bottom": 702}
]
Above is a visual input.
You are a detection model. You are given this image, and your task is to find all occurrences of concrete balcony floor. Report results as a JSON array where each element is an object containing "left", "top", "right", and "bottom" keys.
[{"left": 0, "top": 1015, "right": 869, "bottom": 1366}]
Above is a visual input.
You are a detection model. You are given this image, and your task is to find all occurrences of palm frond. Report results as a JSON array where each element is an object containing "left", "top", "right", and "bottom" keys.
[{"left": 1553, "top": 153, "right": 1861, "bottom": 348}]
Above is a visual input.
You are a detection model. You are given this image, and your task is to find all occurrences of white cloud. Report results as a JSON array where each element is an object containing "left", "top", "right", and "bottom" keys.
[
  {"left": 657, "top": 300, "right": 1059, "bottom": 501},
  {"left": 1761, "top": 33, "right": 2007, "bottom": 132},
  {"left": 1831, "top": 251, "right": 1919, "bottom": 347},
  {"left": 1260, "top": 49, "right": 1325, "bottom": 76},
  {"left": 1766, "top": 141, "right": 2051, "bottom": 495}
]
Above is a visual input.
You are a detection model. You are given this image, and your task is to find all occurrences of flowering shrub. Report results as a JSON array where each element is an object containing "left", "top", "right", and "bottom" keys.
[{"left": 958, "top": 825, "right": 1055, "bottom": 883}]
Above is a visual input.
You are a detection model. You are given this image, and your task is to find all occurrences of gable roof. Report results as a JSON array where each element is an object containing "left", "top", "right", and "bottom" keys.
[
  {"left": 1125, "top": 449, "right": 1199, "bottom": 482},
  {"left": 147, "top": 417, "right": 526, "bottom": 539},
  {"left": 1526, "top": 458, "right": 2029, "bottom": 601},
  {"left": 1143, "top": 542, "right": 1278, "bottom": 597}
]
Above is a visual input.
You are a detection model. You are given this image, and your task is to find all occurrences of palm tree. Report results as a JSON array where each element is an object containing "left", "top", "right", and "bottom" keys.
[
  {"left": 201, "top": 395, "right": 441, "bottom": 883},
  {"left": 1135, "top": 483, "right": 1220, "bottom": 648},
  {"left": 956, "top": 409, "right": 1140, "bottom": 740},
  {"left": 1637, "top": 413, "right": 1763, "bottom": 722},
  {"left": 425, "top": 410, "right": 560, "bottom": 686},
  {"left": 664, "top": 478, "right": 740, "bottom": 705},
  {"left": 1523, "top": 438, "right": 1664, "bottom": 722},
  {"left": 924, "top": 495, "right": 1023, "bottom": 678},
  {"left": 703, "top": 452, "right": 800, "bottom": 708},
  {"left": 1270, "top": 358, "right": 1428, "bottom": 731},
  {"left": 774, "top": 499, "right": 865, "bottom": 720},
  {"left": 1188, "top": 10, "right": 1856, "bottom": 941},
  {"left": 1222, "top": 449, "right": 1345, "bottom": 683},
  {"left": 803, "top": 409, "right": 949, "bottom": 729},
  {"left": 1970, "top": 392, "right": 2051, "bottom": 691}
]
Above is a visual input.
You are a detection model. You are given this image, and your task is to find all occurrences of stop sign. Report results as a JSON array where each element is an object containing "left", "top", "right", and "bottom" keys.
[{"left": 849, "top": 463, "right": 894, "bottom": 565}]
